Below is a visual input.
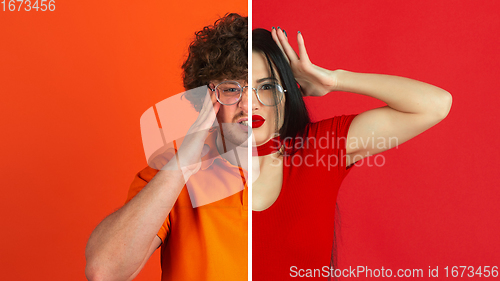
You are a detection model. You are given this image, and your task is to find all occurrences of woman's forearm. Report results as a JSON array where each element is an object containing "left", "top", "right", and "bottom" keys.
[{"left": 333, "top": 70, "right": 452, "bottom": 118}]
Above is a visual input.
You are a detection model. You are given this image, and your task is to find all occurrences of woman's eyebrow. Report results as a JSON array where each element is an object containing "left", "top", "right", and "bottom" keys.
[{"left": 256, "top": 77, "right": 278, "bottom": 83}]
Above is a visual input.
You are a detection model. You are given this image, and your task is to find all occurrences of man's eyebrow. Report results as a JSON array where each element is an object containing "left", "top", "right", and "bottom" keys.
[{"left": 256, "top": 77, "right": 278, "bottom": 83}]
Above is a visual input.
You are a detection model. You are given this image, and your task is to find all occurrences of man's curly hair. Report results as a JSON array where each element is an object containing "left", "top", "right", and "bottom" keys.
[{"left": 182, "top": 13, "right": 248, "bottom": 112}]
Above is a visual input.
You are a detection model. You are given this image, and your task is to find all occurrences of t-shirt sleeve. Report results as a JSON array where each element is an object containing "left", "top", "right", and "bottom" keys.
[
  {"left": 314, "top": 114, "right": 358, "bottom": 179},
  {"left": 125, "top": 166, "right": 171, "bottom": 244},
  {"left": 334, "top": 114, "right": 358, "bottom": 178}
]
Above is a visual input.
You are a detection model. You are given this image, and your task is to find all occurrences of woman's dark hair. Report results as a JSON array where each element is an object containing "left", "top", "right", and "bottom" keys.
[
  {"left": 182, "top": 13, "right": 248, "bottom": 112},
  {"left": 253, "top": 28, "right": 341, "bottom": 278},
  {"left": 252, "top": 28, "right": 310, "bottom": 142}
]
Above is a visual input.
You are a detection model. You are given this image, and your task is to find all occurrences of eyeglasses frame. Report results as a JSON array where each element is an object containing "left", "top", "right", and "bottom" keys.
[{"left": 209, "top": 80, "right": 286, "bottom": 106}]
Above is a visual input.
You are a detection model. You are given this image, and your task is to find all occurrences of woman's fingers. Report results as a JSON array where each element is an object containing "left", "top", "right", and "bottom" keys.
[
  {"left": 271, "top": 27, "right": 288, "bottom": 63},
  {"left": 276, "top": 27, "right": 299, "bottom": 62},
  {"left": 296, "top": 31, "right": 310, "bottom": 63}
]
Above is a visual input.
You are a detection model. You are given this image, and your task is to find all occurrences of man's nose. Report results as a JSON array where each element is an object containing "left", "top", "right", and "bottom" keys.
[{"left": 238, "top": 88, "right": 249, "bottom": 113}]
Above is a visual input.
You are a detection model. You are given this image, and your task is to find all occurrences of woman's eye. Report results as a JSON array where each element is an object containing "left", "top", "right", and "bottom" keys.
[{"left": 261, "top": 84, "right": 276, "bottom": 90}]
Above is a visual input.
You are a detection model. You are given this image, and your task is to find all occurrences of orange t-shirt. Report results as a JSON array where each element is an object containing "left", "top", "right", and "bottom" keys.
[{"left": 126, "top": 130, "right": 248, "bottom": 280}]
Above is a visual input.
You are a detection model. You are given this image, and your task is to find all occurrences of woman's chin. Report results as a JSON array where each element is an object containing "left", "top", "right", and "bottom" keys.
[{"left": 251, "top": 131, "right": 274, "bottom": 147}]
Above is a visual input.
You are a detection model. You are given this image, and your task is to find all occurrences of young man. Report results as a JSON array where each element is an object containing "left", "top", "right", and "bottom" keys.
[{"left": 85, "top": 14, "right": 248, "bottom": 281}]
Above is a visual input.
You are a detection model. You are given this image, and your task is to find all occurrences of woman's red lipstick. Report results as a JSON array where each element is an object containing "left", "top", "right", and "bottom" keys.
[{"left": 252, "top": 115, "right": 265, "bottom": 128}]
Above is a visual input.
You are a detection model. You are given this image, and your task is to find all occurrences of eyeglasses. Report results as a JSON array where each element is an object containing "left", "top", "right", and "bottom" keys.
[{"left": 210, "top": 80, "right": 286, "bottom": 106}]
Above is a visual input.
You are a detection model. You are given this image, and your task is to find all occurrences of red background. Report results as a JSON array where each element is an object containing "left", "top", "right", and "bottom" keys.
[
  {"left": 253, "top": 0, "right": 500, "bottom": 279},
  {"left": 0, "top": 1, "right": 246, "bottom": 280}
]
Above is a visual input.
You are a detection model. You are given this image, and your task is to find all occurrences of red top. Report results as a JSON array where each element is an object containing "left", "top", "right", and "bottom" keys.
[{"left": 253, "top": 114, "right": 358, "bottom": 280}]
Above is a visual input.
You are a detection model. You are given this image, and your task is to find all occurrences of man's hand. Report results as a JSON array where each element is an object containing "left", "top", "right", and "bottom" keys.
[
  {"left": 176, "top": 87, "right": 220, "bottom": 177},
  {"left": 150, "top": 87, "right": 220, "bottom": 179}
]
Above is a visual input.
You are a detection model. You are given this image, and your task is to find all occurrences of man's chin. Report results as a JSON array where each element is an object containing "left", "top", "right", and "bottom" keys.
[
  {"left": 220, "top": 123, "right": 250, "bottom": 148},
  {"left": 225, "top": 133, "right": 250, "bottom": 148}
]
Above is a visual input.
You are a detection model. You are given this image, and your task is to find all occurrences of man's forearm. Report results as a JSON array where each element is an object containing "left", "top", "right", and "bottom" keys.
[{"left": 85, "top": 164, "right": 185, "bottom": 281}]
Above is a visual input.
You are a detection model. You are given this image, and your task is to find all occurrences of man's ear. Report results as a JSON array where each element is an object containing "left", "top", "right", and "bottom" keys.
[{"left": 214, "top": 108, "right": 221, "bottom": 121}]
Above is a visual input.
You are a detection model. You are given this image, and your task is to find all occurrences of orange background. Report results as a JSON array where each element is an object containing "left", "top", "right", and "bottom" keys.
[{"left": 0, "top": 1, "right": 246, "bottom": 280}]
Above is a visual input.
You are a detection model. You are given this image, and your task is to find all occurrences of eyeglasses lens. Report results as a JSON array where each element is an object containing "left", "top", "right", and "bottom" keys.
[
  {"left": 216, "top": 82, "right": 242, "bottom": 105},
  {"left": 257, "top": 83, "right": 284, "bottom": 106}
]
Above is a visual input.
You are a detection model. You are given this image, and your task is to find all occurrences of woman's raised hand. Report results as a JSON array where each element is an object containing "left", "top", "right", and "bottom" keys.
[{"left": 271, "top": 27, "right": 338, "bottom": 97}]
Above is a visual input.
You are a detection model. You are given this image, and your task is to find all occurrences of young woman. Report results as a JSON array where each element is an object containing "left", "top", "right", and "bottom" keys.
[{"left": 251, "top": 27, "right": 452, "bottom": 279}]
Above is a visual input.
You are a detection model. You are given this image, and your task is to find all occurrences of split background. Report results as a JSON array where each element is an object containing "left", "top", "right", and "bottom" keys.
[{"left": 0, "top": 0, "right": 499, "bottom": 280}]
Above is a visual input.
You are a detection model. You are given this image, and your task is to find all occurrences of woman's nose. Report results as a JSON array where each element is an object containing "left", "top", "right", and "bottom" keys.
[
  {"left": 249, "top": 88, "right": 260, "bottom": 111},
  {"left": 239, "top": 87, "right": 260, "bottom": 113}
]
